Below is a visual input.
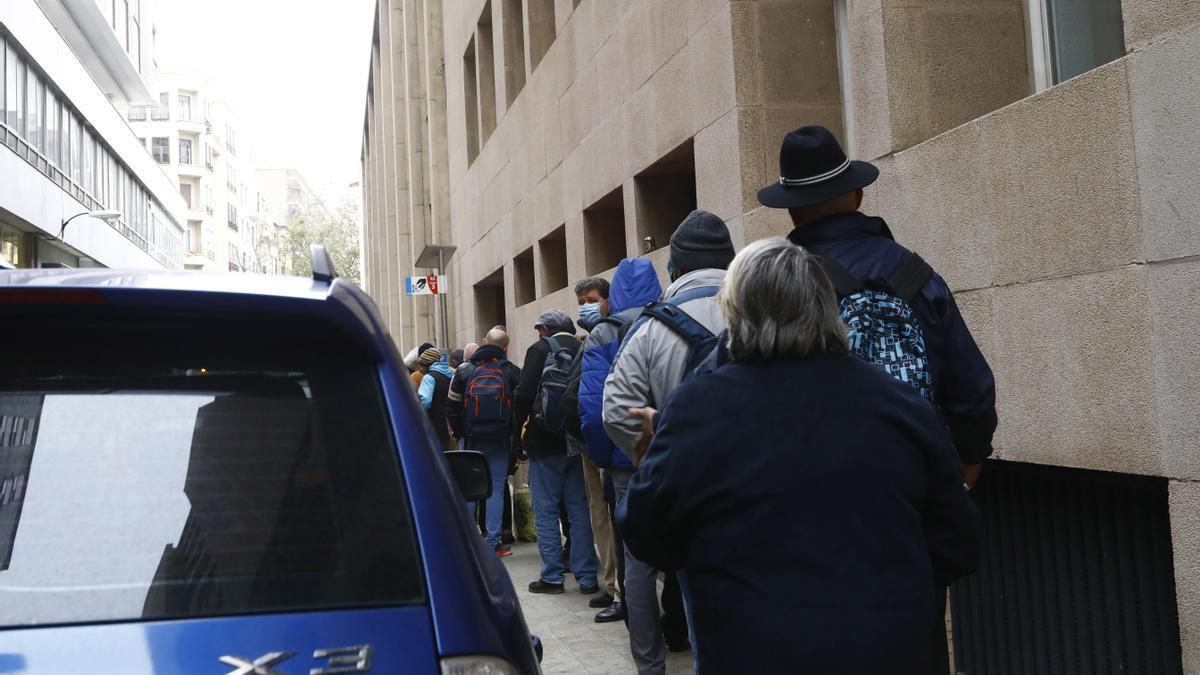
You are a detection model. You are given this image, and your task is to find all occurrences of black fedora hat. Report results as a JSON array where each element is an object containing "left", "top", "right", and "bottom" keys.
[{"left": 757, "top": 126, "right": 879, "bottom": 209}]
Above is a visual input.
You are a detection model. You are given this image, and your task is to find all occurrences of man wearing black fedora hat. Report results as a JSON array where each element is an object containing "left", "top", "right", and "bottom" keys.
[{"left": 759, "top": 125, "right": 998, "bottom": 674}]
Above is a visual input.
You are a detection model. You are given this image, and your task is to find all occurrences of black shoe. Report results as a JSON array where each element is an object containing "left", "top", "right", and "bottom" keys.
[
  {"left": 589, "top": 592, "right": 614, "bottom": 608},
  {"left": 579, "top": 583, "right": 600, "bottom": 595},
  {"left": 665, "top": 638, "right": 691, "bottom": 653},
  {"left": 528, "top": 580, "right": 565, "bottom": 594},
  {"left": 595, "top": 601, "right": 626, "bottom": 623}
]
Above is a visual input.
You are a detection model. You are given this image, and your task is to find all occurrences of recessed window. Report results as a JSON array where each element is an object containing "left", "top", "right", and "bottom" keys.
[
  {"left": 464, "top": 40, "right": 481, "bottom": 164},
  {"left": 538, "top": 225, "right": 568, "bottom": 296},
  {"left": 473, "top": 267, "right": 507, "bottom": 334},
  {"left": 477, "top": 2, "right": 498, "bottom": 144},
  {"left": 502, "top": 0, "right": 526, "bottom": 107},
  {"left": 178, "top": 138, "right": 192, "bottom": 165},
  {"left": 528, "top": 0, "right": 557, "bottom": 71},
  {"left": 514, "top": 246, "right": 535, "bottom": 305},
  {"left": 1027, "top": 0, "right": 1125, "bottom": 90},
  {"left": 634, "top": 139, "right": 696, "bottom": 256},
  {"left": 177, "top": 94, "right": 191, "bottom": 121},
  {"left": 583, "top": 187, "right": 627, "bottom": 276}
]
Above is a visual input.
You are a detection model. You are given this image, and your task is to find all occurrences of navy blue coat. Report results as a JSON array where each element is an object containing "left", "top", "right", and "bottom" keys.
[
  {"left": 789, "top": 212, "right": 997, "bottom": 464},
  {"left": 579, "top": 258, "right": 662, "bottom": 470},
  {"left": 617, "top": 353, "right": 981, "bottom": 675}
]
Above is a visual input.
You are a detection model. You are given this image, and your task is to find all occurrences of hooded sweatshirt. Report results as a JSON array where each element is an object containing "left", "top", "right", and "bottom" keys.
[{"left": 579, "top": 258, "right": 663, "bottom": 469}]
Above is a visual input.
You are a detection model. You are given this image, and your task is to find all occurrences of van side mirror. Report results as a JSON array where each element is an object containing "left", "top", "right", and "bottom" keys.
[{"left": 445, "top": 451, "right": 492, "bottom": 502}]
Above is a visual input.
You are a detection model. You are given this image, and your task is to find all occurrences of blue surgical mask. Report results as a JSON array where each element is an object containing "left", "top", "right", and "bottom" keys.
[{"left": 579, "top": 303, "right": 603, "bottom": 330}]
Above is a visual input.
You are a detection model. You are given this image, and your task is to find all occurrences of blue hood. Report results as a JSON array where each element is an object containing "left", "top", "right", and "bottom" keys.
[{"left": 609, "top": 258, "right": 663, "bottom": 314}]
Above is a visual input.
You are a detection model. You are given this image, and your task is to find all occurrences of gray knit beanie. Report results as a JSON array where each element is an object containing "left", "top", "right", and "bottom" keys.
[{"left": 669, "top": 210, "right": 736, "bottom": 272}]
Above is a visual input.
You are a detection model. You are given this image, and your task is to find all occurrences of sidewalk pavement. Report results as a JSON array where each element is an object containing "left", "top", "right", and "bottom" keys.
[{"left": 502, "top": 539, "right": 695, "bottom": 674}]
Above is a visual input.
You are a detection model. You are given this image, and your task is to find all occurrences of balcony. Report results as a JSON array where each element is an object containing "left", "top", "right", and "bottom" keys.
[
  {"left": 126, "top": 108, "right": 149, "bottom": 121},
  {"left": 177, "top": 117, "right": 205, "bottom": 135},
  {"left": 186, "top": 204, "right": 210, "bottom": 220},
  {"left": 177, "top": 160, "right": 208, "bottom": 178}
]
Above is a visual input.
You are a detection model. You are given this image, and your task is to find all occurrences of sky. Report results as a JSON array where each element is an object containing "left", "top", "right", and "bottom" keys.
[{"left": 153, "top": 0, "right": 376, "bottom": 209}]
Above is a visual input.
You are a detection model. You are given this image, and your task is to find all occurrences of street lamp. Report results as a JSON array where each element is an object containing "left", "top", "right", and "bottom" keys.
[{"left": 59, "top": 210, "right": 122, "bottom": 239}]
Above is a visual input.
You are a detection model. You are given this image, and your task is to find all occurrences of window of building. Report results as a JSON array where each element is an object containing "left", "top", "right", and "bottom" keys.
[
  {"left": 583, "top": 187, "right": 627, "bottom": 275},
  {"left": 473, "top": 267, "right": 507, "bottom": 335},
  {"left": 152, "top": 92, "right": 169, "bottom": 120},
  {"left": 44, "top": 91, "right": 57, "bottom": 165},
  {"left": 177, "top": 94, "right": 191, "bottom": 121},
  {"left": 26, "top": 72, "right": 41, "bottom": 155},
  {"left": 227, "top": 204, "right": 239, "bottom": 231},
  {"left": 180, "top": 183, "right": 193, "bottom": 208},
  {"left": 634, "top": 139, "right": 696, "bottom": 255},
  {"left": 69, "top": 114, "right": 81, "bottom": 183},
  {"left": 151, "top": 136, "right": 169, "bottom": 164},
  {"left": 513, "top": 246, "right": 535, "bottom": 306},
  {"left": 1027, "top": 0, "right": 1125, "bottom": 90},
  {"left": 501, "top": 0, "right": 526, "bottom": 107},
  {"left": 116, "top": 0, "right": 129, "bottom": 51},
  {"left": 11, "top": 50, "right": 24, "bottom": 136},
  {"left": 179, "top": 138, "right": 192, "bottom": 165},
  {"left": 527, "top": 0, "right": 556, "bottom": 71},
  {"left": 463, "top": 39, "right": 481, "bottom": 164},
  {"left": 538, "top": 225, "right": 568, "bottom": 296},
  {"left": 476, "top": 4, "right": 498, "bottom": 145}
]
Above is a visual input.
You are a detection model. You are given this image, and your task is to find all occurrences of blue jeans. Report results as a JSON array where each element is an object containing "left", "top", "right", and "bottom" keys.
[
  {"left": 466, "top": 441, "right": 510, "bottom": 549},
  {"left": 529, "top": 453, "right": 598, "bottom": 586}
]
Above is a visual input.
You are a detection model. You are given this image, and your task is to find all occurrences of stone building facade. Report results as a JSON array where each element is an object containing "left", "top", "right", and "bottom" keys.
[{"left": 363, "top": 0, "right": 1200, "bottom": 670}]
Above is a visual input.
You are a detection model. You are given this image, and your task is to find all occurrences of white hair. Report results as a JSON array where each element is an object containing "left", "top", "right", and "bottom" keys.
[{"left": 718, "top": 237, "right": 848, "bottom": 361}]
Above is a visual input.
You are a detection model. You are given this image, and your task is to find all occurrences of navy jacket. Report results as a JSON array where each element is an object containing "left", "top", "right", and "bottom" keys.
[
  {"left": 789, "top": 212, "right": 997, "bottom": 464},
  {"left": 579, "top": 259, "right": 663, "bottom": 470},
  {"left": 617, "top": 353, "right": 981, "bottom": 674},
  {"left": 446, "top": 344, "right": 520, "bottom": 446}
]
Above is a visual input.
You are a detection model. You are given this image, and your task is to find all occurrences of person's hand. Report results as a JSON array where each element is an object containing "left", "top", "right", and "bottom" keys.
[
  {"left": 964, "top": 463, "right": 982, "bottom": 489},
  {"left": 628, "top": 407, "right": 658, "bottom": 461}
]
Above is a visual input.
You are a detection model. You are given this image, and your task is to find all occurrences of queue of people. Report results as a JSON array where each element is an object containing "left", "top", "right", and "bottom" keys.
[{"left": 405, "top": 125, "right": 997, "bottom": 675}]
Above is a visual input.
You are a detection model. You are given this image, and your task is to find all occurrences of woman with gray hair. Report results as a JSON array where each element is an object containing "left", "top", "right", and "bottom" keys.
[{"left": 616, "top": 237, "right": 981, "bottom": 674}]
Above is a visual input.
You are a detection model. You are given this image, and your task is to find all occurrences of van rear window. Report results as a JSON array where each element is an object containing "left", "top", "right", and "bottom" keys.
[{"left": 0, "top": 315, "right": 423, "bottom": 627}]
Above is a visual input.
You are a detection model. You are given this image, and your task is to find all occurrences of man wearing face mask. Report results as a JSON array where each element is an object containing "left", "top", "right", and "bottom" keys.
[{"left": 562, "top": 277, "right": 625, "bottom": 617}]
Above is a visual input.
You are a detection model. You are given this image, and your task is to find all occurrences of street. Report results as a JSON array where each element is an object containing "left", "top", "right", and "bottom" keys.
[{"left": 502, "top": 540, "right": 694, "bottom": 675}]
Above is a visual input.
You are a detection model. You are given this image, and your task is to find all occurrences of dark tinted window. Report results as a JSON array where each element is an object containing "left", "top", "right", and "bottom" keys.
[{"left": 0, "top": 312, "right": 423, "bottom": 626}]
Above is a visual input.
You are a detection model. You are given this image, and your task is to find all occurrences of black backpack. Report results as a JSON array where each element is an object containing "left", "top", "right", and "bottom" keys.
[{"left": 532, "top": 336, "right": 575, "bottom": 433}]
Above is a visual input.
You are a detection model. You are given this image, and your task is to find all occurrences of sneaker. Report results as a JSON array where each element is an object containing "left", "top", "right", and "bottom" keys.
[
  {"left": 589, "top": 592, "right": 614, "bottom": 608},
  {"left": 495, "top": 545, "right": 513, "bottom": 558},
  {"left": 594, "top": 601, "right": 626, "bottom": 624},
  {"left": 579, "top": 583, "right": 600, "bottom": 595},
  {"left": 528, "top": 580, "right": 565, "bottom": 594}
]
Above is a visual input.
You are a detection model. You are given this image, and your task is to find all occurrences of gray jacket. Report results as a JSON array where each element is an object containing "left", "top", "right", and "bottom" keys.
[{"left": 602, "top": 269, "right": 727, "bottom": 463}]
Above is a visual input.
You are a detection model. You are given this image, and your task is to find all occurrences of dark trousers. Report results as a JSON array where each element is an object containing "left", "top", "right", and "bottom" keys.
[
  {"left": 931, "top": 586, "right": 949, "bottom": 675},
  {"left": 661, "top": 571, "right": 688, "bottom": 647}
]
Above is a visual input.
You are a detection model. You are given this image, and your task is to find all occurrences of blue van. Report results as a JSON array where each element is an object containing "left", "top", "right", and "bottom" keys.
[{"left": 0, "top": 251, "right": 540, "bottom": 674}]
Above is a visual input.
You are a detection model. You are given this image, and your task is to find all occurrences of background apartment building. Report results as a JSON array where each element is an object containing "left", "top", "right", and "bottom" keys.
[
  {"left": 363, "top": 0, "right": 1200, "bottom": 672},
  {"left": 1, "top": 0, "right": 185, "bottom": 270},
  {"left": 127, "top": 69, "right": 276, "bottom": 273}
]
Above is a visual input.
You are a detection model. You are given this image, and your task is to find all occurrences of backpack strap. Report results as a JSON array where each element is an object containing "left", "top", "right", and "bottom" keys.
[
  {"left": 815, "top": 256, "right": 863, "bottom": 297},
  {"left": 887, "top": 253, "right": 934, "bottom": 302},
  {"left": 542, "top": 335, "right": 565, "bottom": 353},
  {"left": 666, "top": 285, "right": 719, "bottom": 307},
  {"left": 641, "top": 301, "right": 716, "bottom": 348}
]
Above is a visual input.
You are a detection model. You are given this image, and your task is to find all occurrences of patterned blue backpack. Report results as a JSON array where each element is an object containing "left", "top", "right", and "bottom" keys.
[{"left": 817, "top": 253, "right": 936, "bottom": 403}]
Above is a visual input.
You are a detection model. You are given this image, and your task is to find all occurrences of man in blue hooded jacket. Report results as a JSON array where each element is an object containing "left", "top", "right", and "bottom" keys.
[{"left": 578, "top": 259, "right": 662, "bottom": 624}]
